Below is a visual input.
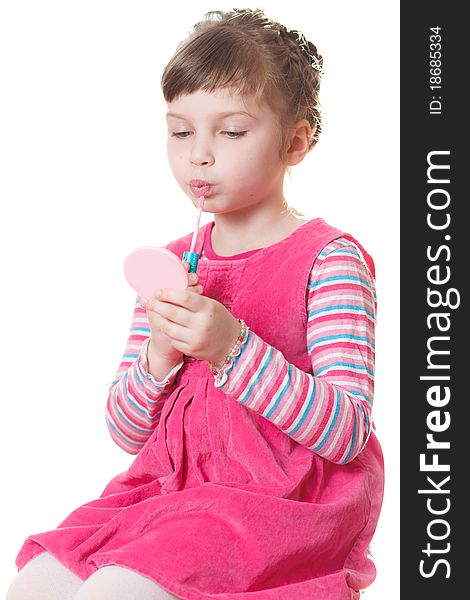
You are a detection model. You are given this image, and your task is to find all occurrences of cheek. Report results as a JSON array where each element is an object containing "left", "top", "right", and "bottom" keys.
[
  {"left": 232, "top": 143, "right": 265, "bottom": 168},
  {"left": 167, "top": 146, "right": 185, "bottom": 172},
  {"left": 241, "top": 146, "right": 278, "bottom": 179}
]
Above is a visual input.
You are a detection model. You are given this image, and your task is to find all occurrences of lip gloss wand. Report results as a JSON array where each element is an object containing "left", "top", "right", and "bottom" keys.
[{"left": 182, "top": 194, "right": 205, "bottom": 273}]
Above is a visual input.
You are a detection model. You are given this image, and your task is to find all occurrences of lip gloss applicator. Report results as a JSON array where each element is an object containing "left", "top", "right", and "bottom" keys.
[
  {"left": 123, "top": 192, "right": 206, "bottom": 297},
  {"left": 182, "top": 194, "right": 205, "bottom": 273}
]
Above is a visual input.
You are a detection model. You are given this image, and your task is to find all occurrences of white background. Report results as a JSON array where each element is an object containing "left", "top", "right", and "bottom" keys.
[{"left": 0, "top": 1, "right": 399, "bottom": 597}]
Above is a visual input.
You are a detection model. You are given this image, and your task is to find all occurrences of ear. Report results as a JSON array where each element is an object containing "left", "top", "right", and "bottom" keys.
[{"left": 285, "top": 119, "right": 312, "bottom": 166}]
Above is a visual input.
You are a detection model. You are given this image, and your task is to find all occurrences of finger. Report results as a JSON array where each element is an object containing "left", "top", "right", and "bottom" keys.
[
  {"left": 149, "top": 298, "right": 194, "bottom": 327},
  {"left": 155, "top": 313, "right": 189, "bottom": 343},
  {"left": 187, "top": 272, "right": 199, "bottom": 286},
  {"left": 186, "top": 286, "right": 203, "bottom": 297},
  {"left": 182, "top": 260, "right": 200, "bottom": 288},
  {"left": 185, "top": 285, "right": 203, "bottom": 296},
  {"left": 154, "top": 288, "right": 200, "bottom": 310}
]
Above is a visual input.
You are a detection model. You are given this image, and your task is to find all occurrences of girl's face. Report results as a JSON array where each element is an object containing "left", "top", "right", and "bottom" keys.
[{"left": 166, "top": 87, "right": 287, "bottom": 216}]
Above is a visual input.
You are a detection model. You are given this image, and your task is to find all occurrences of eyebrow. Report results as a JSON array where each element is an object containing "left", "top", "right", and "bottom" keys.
[{"left": 166, "top": 111, "right": 257, "bottom": 119}]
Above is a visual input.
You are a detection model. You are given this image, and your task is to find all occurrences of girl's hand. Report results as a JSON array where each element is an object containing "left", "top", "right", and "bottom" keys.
[
  {"left": 141, "top": 260, "right": 203, "bottom": 363},
  {"left": 139, "top": 286, "right": 242, "bottom": 365}
]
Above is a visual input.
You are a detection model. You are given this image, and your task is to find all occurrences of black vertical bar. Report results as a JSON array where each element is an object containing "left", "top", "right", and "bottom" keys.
[{"left": 401, "top": 2, "right": 465, "bottom": 597}]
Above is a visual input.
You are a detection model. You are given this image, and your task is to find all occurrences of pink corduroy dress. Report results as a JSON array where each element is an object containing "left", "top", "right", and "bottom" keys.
[{"left": 15, "top": 217, "right": 384, "bottom": 599}]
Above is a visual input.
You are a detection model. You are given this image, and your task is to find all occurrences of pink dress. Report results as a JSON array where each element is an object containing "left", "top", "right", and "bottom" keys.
[{"left": 15, "top": 218, "right": 384, "bottom": 599}]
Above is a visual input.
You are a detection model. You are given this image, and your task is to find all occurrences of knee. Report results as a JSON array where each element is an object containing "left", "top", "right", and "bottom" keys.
[
  {"left": 6, "top": 554, "right": 46, "bottom": 600},
  {"left": 74, "top": 565, "right": 180, "bottom": 600},
  {"left": 6, "top": 552, "right": 82, "bottom": 600},
  {"left": 6, "top": 561, "right": 40, "bottom": 600},
  {"left": 6, "top": 576, "right": 21, "bottom": 600}
]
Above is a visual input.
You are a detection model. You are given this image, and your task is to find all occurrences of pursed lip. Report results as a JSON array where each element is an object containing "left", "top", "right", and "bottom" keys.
[{"left": 189, "top": 179, "right": 213, "bottom": 197}]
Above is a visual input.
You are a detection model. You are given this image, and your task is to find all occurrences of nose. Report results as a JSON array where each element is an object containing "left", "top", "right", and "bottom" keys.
[{"left": 189, "top": 134, "right": 215, "bottom": 167}]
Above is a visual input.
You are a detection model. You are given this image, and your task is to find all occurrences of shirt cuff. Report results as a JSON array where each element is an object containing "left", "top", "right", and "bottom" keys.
[{"left": 139, "top": 338, "right": 185, "bottom": 386}]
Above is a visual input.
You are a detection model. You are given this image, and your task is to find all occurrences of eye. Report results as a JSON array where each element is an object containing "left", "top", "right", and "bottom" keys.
[
  {"left": 223, "top": 131, "right": 247, "bottom": 139},
  {"left": 170, "top": 130, "right": 247, "bottom": 139}
]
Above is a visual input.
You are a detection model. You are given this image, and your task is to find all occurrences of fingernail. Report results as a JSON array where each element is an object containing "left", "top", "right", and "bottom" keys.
[{"left": 189, "top": 273, "right": 197, "bottom": 281}]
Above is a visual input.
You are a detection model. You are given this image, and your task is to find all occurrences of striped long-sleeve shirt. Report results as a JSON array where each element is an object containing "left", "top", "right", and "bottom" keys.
[{"left": 105, "top": 236, "right": 376, "bottom": 464}]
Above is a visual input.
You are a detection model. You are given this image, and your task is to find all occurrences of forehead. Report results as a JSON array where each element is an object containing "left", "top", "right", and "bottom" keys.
[{"left": 166, "top": 87, "right": 271, "bottom": 120}]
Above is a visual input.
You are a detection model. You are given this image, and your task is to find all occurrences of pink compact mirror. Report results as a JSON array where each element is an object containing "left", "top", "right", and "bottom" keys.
[
  {"left": 123, "top": 195, "right": 206, "bottom": 298},
  {"left": 124, "top": 247, "right": 188, "bottom": 298}
]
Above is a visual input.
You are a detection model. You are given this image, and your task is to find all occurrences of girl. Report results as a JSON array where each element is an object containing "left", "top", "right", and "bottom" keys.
[{"left": 8, "top": 8, "right": 384, "bottom": 600}]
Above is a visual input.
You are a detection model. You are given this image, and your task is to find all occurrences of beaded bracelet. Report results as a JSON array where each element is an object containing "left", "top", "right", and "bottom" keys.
[{"left": 208, "top": 318, "right": 249, "bottom": 385}]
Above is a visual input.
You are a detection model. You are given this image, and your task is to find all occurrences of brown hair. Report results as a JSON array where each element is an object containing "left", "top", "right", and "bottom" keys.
[{"left": 160, "top": 8, "right": 324, "bottom": 165}]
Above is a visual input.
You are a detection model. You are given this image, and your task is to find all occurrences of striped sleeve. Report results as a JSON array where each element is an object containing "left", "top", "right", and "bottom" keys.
[
  {"left": 104, "top": 296, "right": 184, "bottom": 454},
  {"left": 215, "top": 237, "right": 376, "bottom": 464}
]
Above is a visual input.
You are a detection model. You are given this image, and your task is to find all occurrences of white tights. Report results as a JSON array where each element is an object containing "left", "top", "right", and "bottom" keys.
[{"left": 6, "top": 552, "right": 180, "bottom": 600}]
